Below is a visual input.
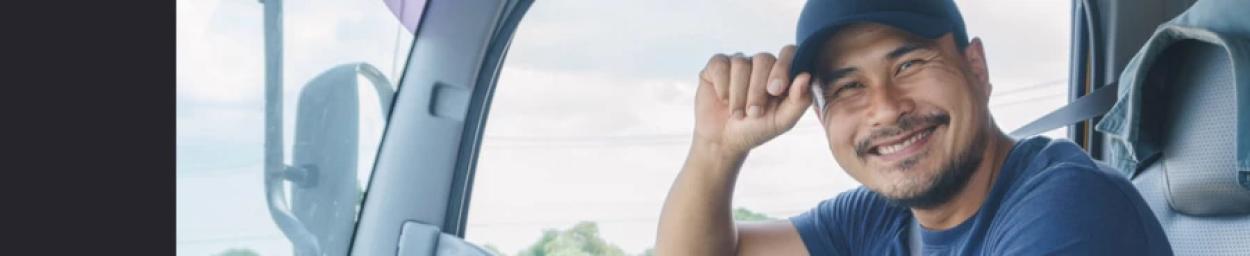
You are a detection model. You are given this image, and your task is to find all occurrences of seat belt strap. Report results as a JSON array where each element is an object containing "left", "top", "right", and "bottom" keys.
[{"left": 1008, "top": 82, "right": 1120, "bottom": 138}]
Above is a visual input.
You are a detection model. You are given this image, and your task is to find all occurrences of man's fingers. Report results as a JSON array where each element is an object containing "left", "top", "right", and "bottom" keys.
[
  {"left": 728, "top": 53, "right": 752, "bottom": 118},
  {"left": 696, "top": 66, "right": 720, "bottom": 107},
  {"left": 778, "top": 72, "right": 813, "bottom": 123},
  {"left": 747, "top": 52, "right": 776, "bottom": 118},
  {"left": 701, "top": 54, "right": 731, "bottom": 102},
  {"left": 767, "top": 45, "right": 797, "bottom": 96},
  {"left": 701, "top": 50, "right": 791, "bottom": 120}
]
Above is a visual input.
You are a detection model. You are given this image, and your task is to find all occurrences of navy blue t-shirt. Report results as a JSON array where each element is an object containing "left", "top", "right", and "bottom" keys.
[{"left": 789, "top": 136, "right": 1172, "bottom": 255}]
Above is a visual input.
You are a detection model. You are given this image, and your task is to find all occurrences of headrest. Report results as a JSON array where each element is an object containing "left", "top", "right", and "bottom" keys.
[
  {"left": 1151, "top": 40, "right": 1250, "bottom": 215},
  {"left": 1095, "top": 0, "right": 1250, "bottom": 215}
]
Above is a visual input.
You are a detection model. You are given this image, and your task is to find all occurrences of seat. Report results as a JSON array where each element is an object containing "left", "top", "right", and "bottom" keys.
[
  {"left": 1131, "top": 39, "right": 1250, "bottom": 255},
  {"left": 1094, "top": 1, "right": 1250, "bottom": 255}
]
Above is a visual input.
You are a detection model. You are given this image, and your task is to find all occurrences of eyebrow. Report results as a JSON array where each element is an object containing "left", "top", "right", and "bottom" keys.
[
  {"left": 886, "top": 43, "right": 926, "bottom": 60},
  {"left": 819, "top": 39, "right": 933, "bottom": 85},
  {"left": 818, "top": 67, "right": 857, "bottom": 87}
]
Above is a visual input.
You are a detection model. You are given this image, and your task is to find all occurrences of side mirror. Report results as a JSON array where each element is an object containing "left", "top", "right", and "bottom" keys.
[{"left": 265, "top": 63, "right": 394, "bottom": 256}]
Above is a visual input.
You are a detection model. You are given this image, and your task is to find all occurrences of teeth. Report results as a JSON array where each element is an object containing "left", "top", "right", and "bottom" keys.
[{"left": 878, "top": 130, "right": 930, "bottom": 155}]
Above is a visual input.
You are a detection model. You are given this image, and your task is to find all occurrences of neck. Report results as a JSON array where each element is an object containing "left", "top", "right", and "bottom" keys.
[{"left": 910, "top": 130, "right": 1015, "bottom": 230}]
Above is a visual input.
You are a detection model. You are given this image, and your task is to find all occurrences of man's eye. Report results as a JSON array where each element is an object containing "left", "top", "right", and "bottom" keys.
[
  {"left": 897, "top": 59, "right": 926, "bottom": 74},
  {"left": 844, "top": 81, "right": 864, "bottom": 89},
  {"left": 832, "top": 82, "right": 864, "bottom": 99}
]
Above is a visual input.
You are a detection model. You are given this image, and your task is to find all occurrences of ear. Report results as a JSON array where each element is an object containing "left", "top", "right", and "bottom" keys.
[{"left": 963, "top": 37, "right": 991, "bottom": 97}]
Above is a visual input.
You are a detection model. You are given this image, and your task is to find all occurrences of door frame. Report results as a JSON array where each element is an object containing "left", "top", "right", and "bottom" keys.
[{"left": 349, "top": 0, "right": 533, "bottom": 254}]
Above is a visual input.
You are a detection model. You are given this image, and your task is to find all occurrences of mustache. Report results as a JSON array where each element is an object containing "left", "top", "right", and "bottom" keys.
[{"left": 855, "top": 112, "right": 951, "bottom": 157}]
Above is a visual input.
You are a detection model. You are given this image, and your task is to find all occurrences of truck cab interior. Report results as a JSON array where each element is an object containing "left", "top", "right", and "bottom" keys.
[{"left": 175, "top": 0, "right": 1249, "bottom": 255}]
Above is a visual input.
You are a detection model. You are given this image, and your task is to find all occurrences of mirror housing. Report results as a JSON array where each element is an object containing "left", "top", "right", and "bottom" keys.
[{"left": 266, "top": 63, "right": 394, "bottom": 256}]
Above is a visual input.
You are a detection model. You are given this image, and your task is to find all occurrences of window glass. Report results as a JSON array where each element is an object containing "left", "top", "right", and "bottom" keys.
[
  {"left": 466, "top": 1, "right": 1070, "bottom": 255},
  {"left": 176, "top": 0, "right": 423, "bottom": 255}
]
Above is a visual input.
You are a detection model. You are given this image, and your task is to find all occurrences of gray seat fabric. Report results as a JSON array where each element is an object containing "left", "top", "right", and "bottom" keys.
[
  {"left": 1093, "top": 1, "right": 1250, "bottom": 254},
  {"left": 1136, "top": 166, "right": 1250, "bottom": 255},
  {"left": 1131, "top": 40, "right": 1250, "bottom": 255}
]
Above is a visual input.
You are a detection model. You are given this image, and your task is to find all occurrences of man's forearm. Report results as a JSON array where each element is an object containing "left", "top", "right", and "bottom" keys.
[{"left": 655, "top": 143, "right": 747, "bottom": 255}]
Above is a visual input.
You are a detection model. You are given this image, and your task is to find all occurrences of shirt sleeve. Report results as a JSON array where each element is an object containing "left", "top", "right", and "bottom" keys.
[
  {"left": 789, "top": 187, "right": 905, "bottom": 256},
  {"left": 789, "top": 196, "right": 845, "bottom": 256}
]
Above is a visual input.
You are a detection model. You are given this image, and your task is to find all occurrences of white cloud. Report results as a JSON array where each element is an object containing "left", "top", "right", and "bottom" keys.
[
  {"left": 958, "top": 0, "right": 1073, "bottom": 90},
  {"left": 506, "top": 0, "right": 805, "bottom": 82},
  {"left": 177, "top": 0, "right": 265, "bottom": 107},
  {"left": 485, "top": 66, "right": 695, "bottom": 138}
]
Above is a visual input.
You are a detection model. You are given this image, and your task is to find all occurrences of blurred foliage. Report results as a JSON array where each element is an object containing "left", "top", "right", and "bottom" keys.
[
  {"left": 228, "top": 208, "right": 777, "bottom": 256},
  {"left": 213, "top": 248, "right": 260, "bottom": 256},
  {"left": 733, "top": 207, "right": 777, "bottom": 221},
  {"left": 516, "top": 221, "right": 628, "bottom": 256},
  {"left": 485, "top": 243, "right": 507, "bottom": 255},
  {"left": 497, "top": 208, "right": 774, "bottom": 256}
]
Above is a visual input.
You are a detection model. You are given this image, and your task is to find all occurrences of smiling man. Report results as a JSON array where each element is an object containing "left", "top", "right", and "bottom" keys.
[{"left": 655, "top": 0, "right": 1172, "bottom": 255}]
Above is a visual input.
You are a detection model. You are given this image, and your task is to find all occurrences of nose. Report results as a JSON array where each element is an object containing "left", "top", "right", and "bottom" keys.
[{"left": 865, "top": 83, "right": 915, "bottom": 128}]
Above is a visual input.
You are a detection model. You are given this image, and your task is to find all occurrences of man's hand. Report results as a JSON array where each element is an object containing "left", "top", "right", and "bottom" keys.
[
  {"left": 694, "top": 45, "right": 813, "bottom": 157},
  {"left": 656, "top": 45, "right": 813, "bottom": 256}
]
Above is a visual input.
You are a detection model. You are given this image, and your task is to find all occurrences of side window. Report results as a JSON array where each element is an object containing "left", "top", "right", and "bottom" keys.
[
  {"left": 963, "top": 1, "right": 1073, "bottom": 138},
  {"left": 465, "top": 1, "right": 1069, "bottom": 255},
  {"left": 176, "top": 0, "right": 424, "bottom": 255}
]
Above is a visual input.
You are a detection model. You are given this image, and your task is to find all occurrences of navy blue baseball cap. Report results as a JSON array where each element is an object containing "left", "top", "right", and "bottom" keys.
[{"left": 789, "top": 0, "right": 969, "bottom": 79}]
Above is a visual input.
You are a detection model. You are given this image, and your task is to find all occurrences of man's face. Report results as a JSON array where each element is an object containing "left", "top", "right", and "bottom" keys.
[{"left": 813, "top": 23, "right": 992, "bottom": 208}]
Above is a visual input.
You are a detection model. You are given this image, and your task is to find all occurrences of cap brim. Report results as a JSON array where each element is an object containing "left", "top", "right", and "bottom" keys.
[{"left": 790, "top": 12, "right": 954, "bottom": 80}]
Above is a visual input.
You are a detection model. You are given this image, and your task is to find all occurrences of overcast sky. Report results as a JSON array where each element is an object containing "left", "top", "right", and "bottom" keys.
[{"left": 177, "top": 0, "right": 1070, "bottom": 255}]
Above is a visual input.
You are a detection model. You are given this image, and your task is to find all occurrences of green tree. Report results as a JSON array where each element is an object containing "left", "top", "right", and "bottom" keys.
[
  {"left": 213, "top": 248, "right": 260, "bottom": 256},
  {"left": 635, "top": 207, "right": 776, "bottom": 255},
  {"left": 733, "top": 207, "right": 776, "bottom": 221},
  {"left": 517, "top": 221, "right": 628, "bottom": 256},
  {"left": 484, "top": 243, "right": 507, "bottom": 256}
]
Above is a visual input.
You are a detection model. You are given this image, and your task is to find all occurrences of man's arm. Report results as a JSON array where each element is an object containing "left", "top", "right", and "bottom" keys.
[
  {"left": 655, "top": 144, "right": 807, "bottom": 256},
  {"left": 654, "top": 45, "right": 812, "bottom": 256},
  {"left": 654, "top": 144, "right": 747, "bottom": 255}
]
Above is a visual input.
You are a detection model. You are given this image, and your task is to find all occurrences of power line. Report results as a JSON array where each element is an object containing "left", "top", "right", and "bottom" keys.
[
  {"left": 990, "top": 79, "right": 1067, "bottom": 98},
  {"left": 177, "top": 165, "right": 262, "bottom": 179},
  {"left": 480, "top": 78, "right": 1068, "bottom": 144},
  {"left": 477, "top": 91, "right": 1058, "bottom": 147},
  {"left": 178, "top": 80, "right": 1070, "bottom": 175},
  {"left": 177, "top": 234, "right": 287, "bottom": 245},
  {"left": 990, "top": 90, "right": 1067, "bottom": 108},
  {"left": 466, "top": 208, "right": 813, "bottom": 228},
  {"left": 483, "top": 126, "right": 825, "bottom": 143}
]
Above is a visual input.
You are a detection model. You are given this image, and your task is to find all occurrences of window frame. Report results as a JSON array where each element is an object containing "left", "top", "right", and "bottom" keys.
[{"left": 349, "top": 0, "right": 535, "bottom": 254}]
